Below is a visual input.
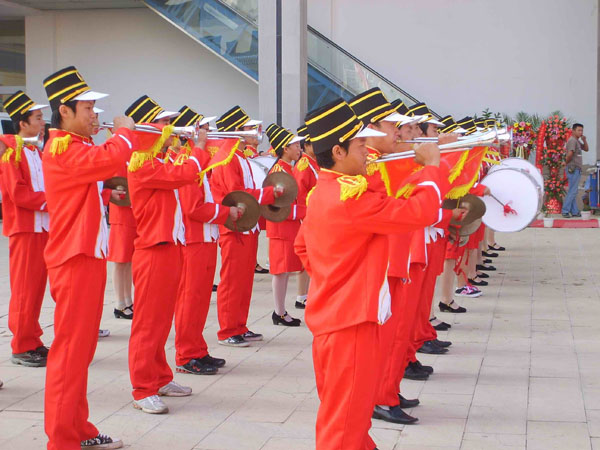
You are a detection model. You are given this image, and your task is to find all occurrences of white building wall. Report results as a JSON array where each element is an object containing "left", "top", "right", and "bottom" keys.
[
  {"left": 25, "top": 8, "right": 258, "bottom": 132},
  {"left": 308, "top": 0, "right": 599, "bottom": 163}
]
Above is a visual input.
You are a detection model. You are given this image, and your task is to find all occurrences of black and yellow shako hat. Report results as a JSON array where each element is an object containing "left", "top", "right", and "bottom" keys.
[
  {"left": 408, "top": 102, "right": 445, "bottom": 127},
  {"left": 43, "top": 66, "right": 108, "bottom": 112},
  {"left": 124, "top": 95, "right": 178, "bottom": 124},
  {"left": 216, "top": 105, "right": 262, "bottom": 132},
  {"left": 3, "top": 90, "right": 48, "bottom": 122},
  {"left": 304, "top": 98, "right": 386, "bottom": 155},
  {"left": 348, "top": 87, "right": 398, "bottom": 125},
  {"left": 297, "top": 124, "right": 310, "bottom": 143},
  {"left": 474, "top": 117, "right": 486, "bottom": 130},
  {"left": 390, "top": 99, "right": 409, "bottom": 116},
  {"left": 171, "top": 105, "right": 217, "bottom": 128},
  {"left": 485, "top": 118, "right": 498, "bottom": 129},
  {"left": 265, "top": 123, "right": 305, "bottom": 152},
  {"left": 456, "top": 116, "right": 478, "bottom": 135},
  {"left": 439, "top": 115, "right": 468, "bottom": 134}
]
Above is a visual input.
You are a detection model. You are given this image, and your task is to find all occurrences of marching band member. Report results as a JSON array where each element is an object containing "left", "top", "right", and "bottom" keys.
[
  {"left": 42, "top": 65, "right": 137, "bottom": 450},
  {"left": 293, "top": 124, "right": 318, "bottom": 309},
  {"left": 264, "top": 124, "right": 305, "bottom": 326},
  {"left": 0, "top": 91, "right": 49, "bottom": 367},
  {"left": 296, "top": 98, "right": 446, "bottom": 449},
  {"left": 209, "top": 106, "right": 283, "bottom": 347},
  {"left": 171, "top": 106, "right": 236, "bottom": 375},
  {"left": 123, "top": 96, "right": 206, "bottom": 414}
]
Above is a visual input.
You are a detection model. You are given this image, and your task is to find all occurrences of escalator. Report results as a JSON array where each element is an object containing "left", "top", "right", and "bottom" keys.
[{"left": 144, "top": 0, "right": 428, "bottom": 113}]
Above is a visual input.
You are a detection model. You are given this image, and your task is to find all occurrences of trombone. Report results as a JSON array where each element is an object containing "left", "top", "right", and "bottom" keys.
[
  {"left": 101, "top": 123, "right": 264, "bottom": 143},
  {"left": 398, "top": 129, "right": 511, "bottom": 145}
]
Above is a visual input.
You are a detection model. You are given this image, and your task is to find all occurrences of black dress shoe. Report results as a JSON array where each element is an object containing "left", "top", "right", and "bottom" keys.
[
  {"left": 433, "top": 338, "right": 452, "bottom": 348},
  {"left": 476, "top": 264, "right": 496, "bottom": 272},
  {"left": 212, "top": 284, "right": 218, "bottom": 292},
  {"left": 469, "top": 277, "right": 488, "bottom": 286},
  {"left": 272, "top": 311, "right": 301, "bottom": 326},
  {"left": 439, "top": 301, "right": 467, "bottom": 313},
  {"left": 417, "top": 340, "right": 448, "bottom": 355},
  {"left": 488, "top": 244, "right": 506, "bottom": 251},
  {"left": 399, "top": 394, "right": 420, "bottom": 408},
  {"left": 295, "top": 299, "right": 306, "bottom": 309},
  {"left": 433, "top": 322, "right": 449, "bottom": 331},
  {"left": 176, "top": 358, "right": 218, "bottom": 375},
  {"left": 114, "top": 307, "right": 133, "bottom": 319},
  {"left": 477, "top": 271, "right": 490, "bottom": 278},
  {"left": 197, "top": 354, "right": 226, "bottom": 368},
  {"left": 482, "top": 250, "right": 499, "bottom": 258},
  {"left": 373, "top": 405, "right": 418, "bottom": 424},
  {"left": 410, "top": 360, "right": 433, "bottom": 374},
  {"left": 403, "top": 364, "right": 429, "bottom": 380},
  {"left": 255, "top": 265, "right": 269, "bottom": 274},
  {"left": 35, "top": 345, "right": 50, "bottom": 358},
  {"left": 483, "top": 258, "right": 492, "bottom": 264}
]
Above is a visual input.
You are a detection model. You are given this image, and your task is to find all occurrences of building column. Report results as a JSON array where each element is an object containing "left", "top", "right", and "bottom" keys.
[{"left": 258, "top": 0, "right": 307, "bottom": 136}]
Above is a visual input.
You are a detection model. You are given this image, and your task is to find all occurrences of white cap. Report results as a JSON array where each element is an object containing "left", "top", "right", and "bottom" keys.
[
  {"left": 29, "top": 104, "right": 49, "bottom": 112},
  {"left": 426, "top": 118, "right": 446, "bottom": 127},
  {"left": 394, "top": 114, "right": 421, "bottom": 126},
  {"left": 354, "top": 127, "right": 386, "bottom": 139},
  {"left": 73, "top": 90, "right": 109, "bottom": 102},
  {"left": 198, "top": 115, "right": 216, "bottom": 126},
  {"left": 155, "top": 110, "right": 179, "bottom": 120},
  {"left": 289, "top": 135, "right": 306, "bottom": 144},
  {"left": 93, "top": 107, "right": 104, "bottom": 114}
]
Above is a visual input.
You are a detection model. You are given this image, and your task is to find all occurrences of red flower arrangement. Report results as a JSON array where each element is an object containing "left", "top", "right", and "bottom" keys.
[
  {"left": 544, "top": 115, "right": 569, "bottom": 143},
  {"left": 544, "top": 176, "right": 567, "bottom": 200}
]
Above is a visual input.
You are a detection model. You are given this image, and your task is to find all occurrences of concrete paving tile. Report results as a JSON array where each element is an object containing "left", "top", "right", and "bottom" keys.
[
  {"left": 527, "top": 421, "right": 591, "bottom": 450},
  {"left": 465, "top": 405, "right": 527, "bottom": 435},
  {"left": 588, "top": 409, "right": 600, "bottom": 438},
  {"left": 394, "top": 418, "right": 465, "bottom": 447},
  {"left": 528, "top": 377, "right": 586, "bottom": 422},
  {"left": 461, "top": 432, "right": 526, "bottom": 449},
  {"left": 593, "top": 438, "right": 600, "bottom": 450},
  {"left": 260, "top": 437, "right": 314, "bottom": 450}
]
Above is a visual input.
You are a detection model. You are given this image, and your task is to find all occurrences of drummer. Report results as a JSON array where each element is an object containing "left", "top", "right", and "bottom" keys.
[{"left": 264, "top": 124, "right": 305, "bottom": 326}]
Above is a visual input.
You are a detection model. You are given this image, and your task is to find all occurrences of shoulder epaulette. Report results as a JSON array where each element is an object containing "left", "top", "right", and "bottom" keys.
[
  {"left": 295, "top": 156, "right": 309, "bottom": 172},
  {"left": 1, "top": 135, "right": 24, "bottom": 165},
  {"left": 337, "top": 174, "right": 367, "bottom": 201}
]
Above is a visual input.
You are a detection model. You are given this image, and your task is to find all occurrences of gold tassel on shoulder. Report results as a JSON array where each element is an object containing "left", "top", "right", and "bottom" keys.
[
  {"left": 50, "top": 134, "right": 72, "bottom": 157},
  {"left": 128, "top": 151, "right": 154, "bottom": 172},
  {"left": 1, "top": 135, "right": 24, "bottom": 165},
  {"left": 337, "top": 174, "right": 368, "bottom": 201},
  {"left": 295, "top": 156, "right": 309, "bottom": 172},
  {"left": 366, "top": 161, "right": 379, "bottom": 176},
  {"left": 243, "top": 147, "right": 255, "bottom": 158},
  {"left": 128, "top": 125, "right": 175, "bottom": 172}
]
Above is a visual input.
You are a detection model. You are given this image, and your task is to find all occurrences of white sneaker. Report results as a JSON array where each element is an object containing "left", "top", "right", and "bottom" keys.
[
  {"left": 133, "top": 395, "right": 168, "bottom": 414},
  {"left": 98, "top": 329, "right": 110, "bottom": 338},
  {"left": 158, "top": 381, "right": 192, "bottom": 397}
]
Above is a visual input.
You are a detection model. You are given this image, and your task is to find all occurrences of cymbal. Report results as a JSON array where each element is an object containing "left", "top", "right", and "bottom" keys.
[
  {"left": 449, "top": 217, "right": 482, "bottom": 238},
  {"left": 443, "top": 194, "right": 486, "bottom": 226},
  {"left": 222, "top": 191, "right": 260, "bottom": 232},
  {"left": 263, "top": 172, "right": 298, "bottom": 207},
  {"left": 261, "top": 204, "right": 291, "bottom": 223},
  {"left": 103, "top": 176, "right": 131, "bottom": 207}
]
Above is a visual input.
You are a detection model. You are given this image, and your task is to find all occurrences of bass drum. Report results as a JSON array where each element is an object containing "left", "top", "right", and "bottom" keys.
[
  {"left": 489, "top": 157, "right": 544, "bottom": 191},
  {"left": 248, "top": 156, "right": 276, "bottom": 187},
  {"left": 481, "top": 167, "right": 542, "bottom": 232}
]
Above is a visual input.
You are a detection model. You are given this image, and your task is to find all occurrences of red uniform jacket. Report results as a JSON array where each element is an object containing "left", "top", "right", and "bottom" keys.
[
  {"left": 0, "top": 140, "right": 48, "bottom": 237},
  {"left": 294, "top": 167, "right": 444, "bottom": 336},
  {"left": 293, "top": 154, "right": 319, "bottom": 208},
  {"left": 178, "top": 148, "right": 230, "bottom": 244},
  {"left": 209, "top": 146, "right": 275, "bottom": 236},
  {"left": 127, "top": 149, "right": 203, "bottom": 249},
  {"left": 42, "top": 128, "right": 137, "bottom": 268},
  {"left": 266, "top": 159, "right": 304, "bottom": 241}
]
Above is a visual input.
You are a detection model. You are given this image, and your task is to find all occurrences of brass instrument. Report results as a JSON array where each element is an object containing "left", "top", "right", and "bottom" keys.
[{"left": 101, "top": 123, "right": 263, "bottom": 143}]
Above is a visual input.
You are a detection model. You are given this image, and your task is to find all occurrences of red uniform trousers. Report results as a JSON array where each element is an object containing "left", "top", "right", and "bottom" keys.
[
  {"left": 374, "top": 276, "right": 405, "bottom": 407},
  {"left": 409, "top": 238, "right": 448, "bottom": 362},
  {"left": 129, "top": 243, "right": 182, "bottom": 400},
  {"left": 216, "top": 232, "right": 258, "bottom": 340},
  {"left": 8, "top": 231, "right": 48, "bottom": 354},
  {"left": 45, "top": 255, "right": 106, "bottom": 450},
  {"left": 391, "top": 267, "right": 426, "bottom": 395},
  {"left": 313, "top": 322, "right": 379, "bottom": 450},
  {"left": 175, "top": 242, "right": 218, "bottom": 365}
]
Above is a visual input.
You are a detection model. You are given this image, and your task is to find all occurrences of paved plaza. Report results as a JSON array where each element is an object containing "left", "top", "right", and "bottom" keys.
[{"left": 1, "top": 228, "right": 600, "bottom": 449}]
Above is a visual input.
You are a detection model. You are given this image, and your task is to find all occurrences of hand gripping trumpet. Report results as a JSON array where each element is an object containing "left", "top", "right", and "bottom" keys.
[{"left": 101, "top": 122, "right": 263, "bottom": 143}]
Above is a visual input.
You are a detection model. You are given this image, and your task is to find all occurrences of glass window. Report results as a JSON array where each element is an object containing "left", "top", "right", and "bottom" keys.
[{"left": 0, "top": 19, "right": 25, "bottom": 112}]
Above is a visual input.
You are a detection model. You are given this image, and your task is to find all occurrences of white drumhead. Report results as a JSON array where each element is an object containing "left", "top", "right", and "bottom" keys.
[
  {"left": 489, "top": 157, "right": 544, "bottom": 191},
  {"left": 481, "top": 168, "right": 541, "bottom": 232},
  {"left": 248, "top": 156, "right": 276, "bottom": 186}
]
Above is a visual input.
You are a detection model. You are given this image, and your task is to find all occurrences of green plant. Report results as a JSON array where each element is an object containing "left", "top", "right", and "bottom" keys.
[{"left": 583, "top": 204, "right": 591, "bottom": 212}]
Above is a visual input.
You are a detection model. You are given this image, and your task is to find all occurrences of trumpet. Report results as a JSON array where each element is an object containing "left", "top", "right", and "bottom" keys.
[
  {"left": 379, "top": 130, "right": 503, "bottom": 163},
  {"left": 22, "top": 136, "right": 44, "bottom": 149},
  {"left": 398, "top": 129, "right": 511, "bottom": 145},
  {"left": 101, "top": 123, "right": 263, "bottom": 143}
]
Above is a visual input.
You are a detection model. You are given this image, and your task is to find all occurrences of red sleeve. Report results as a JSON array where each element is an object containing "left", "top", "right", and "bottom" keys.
[
  {"left": 1, "top": 161, "right": 46, "bottom": 211},
  {"left": 349, "top": 166, "right": 444, "bottom": 234},
  {"left": 469, "top": 183, "right": 487, "bottom": 197},
  {"left": 294, "top": 168, "right": 313, "bottom": 208},
  {"left": 133, "top": 155, "right": 200, "bottom": 190},
  {"left": 210, "top": 157, "right": 276, "bottom": 205},
  {"left": 294, "top": 224, "right": 311, "bottom": 274},
  {"left": 53, "top": 128, "right": 139, "bottom": 184},
  {"left": 438, "top": 209, "right": 453, "bottom": 231},
  {"left": 179, "top": 183, "right": 231, "bottom": 225}
]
